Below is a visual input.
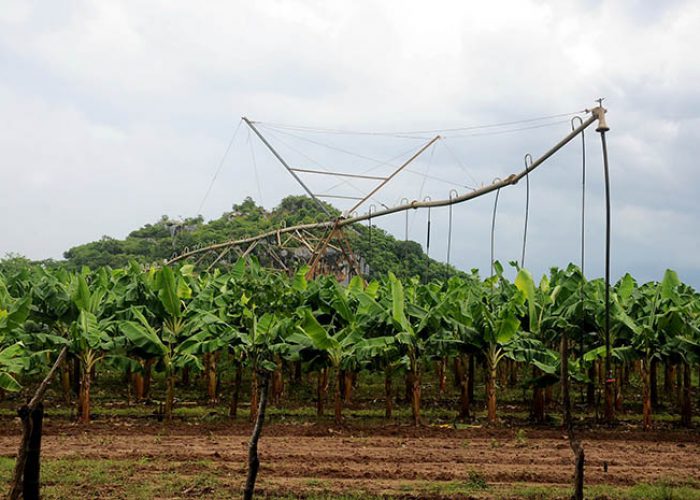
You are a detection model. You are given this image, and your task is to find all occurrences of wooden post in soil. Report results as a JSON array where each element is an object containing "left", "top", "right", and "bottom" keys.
[
  {"left": 561, "top": 329, "right": 584, "bottom": 500},
  {"left": 243, "top": 371, "right": 270, "bottom": 500},
  {"left": 9, "top": 346, "right": 68, "bottom": 500}
]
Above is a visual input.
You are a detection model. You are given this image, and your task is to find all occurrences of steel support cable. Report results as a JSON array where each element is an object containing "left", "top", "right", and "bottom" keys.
[
  {"left": 258, "top": 124, "right": 408, "bottom": 165},
  {"left": 323, "top": 145, "right": 423, "bottom": 194},
  {"left": 410, "top": 143, "right": 437, "bottom": 237},
  {"left": 444, "top": 118, "right": 571, "bottom": 140},
  {"left": 521, "top": 154, "right": 533, "bottom": 268},
  {"left": 404, "top": 168, "right": 472, "bottom": 189},
  {"left": 261, "top": 127, "right": 388, "bottom": 209},
  {"left": 197, "top": 119, "right": 243, "bottom": 214},
  {"left": 168, "top": 113, "right": 598, "bottom": 265},
  {"left": 256, "top": 110, "right": 585, "bottom": 137},
  {"left": 441, "top": 139, "right": 481, "bottom": 188}
]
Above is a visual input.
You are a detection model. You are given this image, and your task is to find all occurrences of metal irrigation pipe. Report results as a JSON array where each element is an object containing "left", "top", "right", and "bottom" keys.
[{"left": 168, "top": 111, "right": 600, "bottom": 265}]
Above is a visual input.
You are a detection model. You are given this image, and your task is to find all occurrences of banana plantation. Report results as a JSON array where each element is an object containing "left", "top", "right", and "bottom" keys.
[{"left": 1, "top": 258, "right": 698, "bottom": 431}]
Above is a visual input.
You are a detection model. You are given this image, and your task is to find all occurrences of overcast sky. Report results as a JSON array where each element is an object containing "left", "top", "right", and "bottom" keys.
[{"left": 2, "top": 0, "right": 699, "bottom": 286}]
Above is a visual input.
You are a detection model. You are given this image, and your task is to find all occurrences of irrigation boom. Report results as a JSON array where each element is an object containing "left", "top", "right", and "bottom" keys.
[{"left": 168, "top": 107, "right": 604, "bottom": 265}]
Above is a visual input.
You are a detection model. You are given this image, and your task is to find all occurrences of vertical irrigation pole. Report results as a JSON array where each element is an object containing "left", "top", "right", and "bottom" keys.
[
  {"left": 571, "top": 115, "right": 587, "bottom": 405},
  {"left": 368, "top": 205, "right": 375, "bottom": 276},
  {"left": 424, "top": 197, "right": 432, "bottom": 282},
  {"left": 521, "top": 155, "right": 532, "bottom": 268},
  {"left": 424, "top": 197, "right": 432, "bottom": 257},
  {"left": 592, "top": 102, "right": 614, "bottom": 424}
]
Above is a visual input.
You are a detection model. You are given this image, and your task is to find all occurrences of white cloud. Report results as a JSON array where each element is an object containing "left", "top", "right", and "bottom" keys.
[{"left": 1, "top": 0, "right": 699, "bottom": 286}]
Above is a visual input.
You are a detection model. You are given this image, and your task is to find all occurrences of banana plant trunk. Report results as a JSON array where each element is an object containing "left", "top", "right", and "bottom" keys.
[
  {"left": 486, "top": 348, "right": 498, "bottom": 424},
  {"left": 467, "top": 354, "right": 475, "bottom": 403},
  {"left": 165, "top": 373, "right": 175, "bottom": 422},
  {"left": 181, "top": 365, "right": 190, "bottom": 387},
  {"left": 384, "top": 367, "right": 393, "bottom": 419},
  {"left": 680, "top": 361, "right": 692, "bottom": 427},
  {"left": 437, "top": 357, "right": 447, "bottom": 398},
  {"left": 343, "top": 370, "right": 353, "bottom": 403},
  {"left": 455, "top": 354, "right": 470, "bottom": 420},
  {"left": 509, "top": 359, "right": 518, "bottom": 385},
  {"left": 79, "top": 367, "right": 91, "bottom": 424},
  {"left": 409, "top": 356, "right": 421, "bottom": 426},
  {"left": 61, "top": 361, "right": 71, "bottom": 405},
  {"left": 334, "top": 367, "right": 342, "bottom": 425},
  {"left": 133, "top": 370, "right": 144, "bottom": 401},
  {"left": 640, "top": 357, "right": 652, "bottom": 431},
  {"left": 664, "top": 362, "right": 674, "bottom": 396},
  {"left": 604, "top": 361, "right": 615, "bottom": 424},
  {"left": 532, "top": 383, "right": 545, "bottom": 424},
  {"left": 143, "top": 358, "right": 153, "bottom": 399},
  {"left": 250, "top": 368, "right": 259, "bottom": 422},
  {"left": 271, "top": 361, "right": 283, "bottom": 406},
  {"left": 316, "top": 368, "right": 327, "bottom": 417},
  {"left": 586, "top": 364, "right": 595, "bottom": 407},
  {"left": 615, "top": 364, "right": 624, "bottom": 412},
  {"left": 650, "top": 358, "right": 659, "bottom": 409},
  {"left": 207, "top": 352, "right": 218, "bottom": 405},
  {"left": 229, "top": 361, "right": 243, "bottom": 418}
]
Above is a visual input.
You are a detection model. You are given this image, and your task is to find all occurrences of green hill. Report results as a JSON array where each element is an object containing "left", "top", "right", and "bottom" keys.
[{"left": 61, "top": 196, "right": 459, "bottom": 281}]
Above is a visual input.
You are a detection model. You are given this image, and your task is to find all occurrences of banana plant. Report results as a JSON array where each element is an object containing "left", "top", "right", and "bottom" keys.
[
  {"left": 293, "top": 298, "right": 363, "bottom": 424},
  {"left": 0, "top": 276, "right": 32, "bottom": 392},
  {"left": 27, "top": 268, "right": 78, "bottom": 402},
  {"left": 70, "top": 274, "right": 115, "bottom": 423},
  {"left": 514, "top": 268, "right": 572, "bottom": 423},
  {"left": 471, "top": 263, "right": 524, "bottom": 424},
  {"left": 608, "top": 270, "right": 681, "bottom": 429},
  {"left": 118, "top": 265, "right": 199, "bottom": 420},
  {"left": 351, "top": 277, "right": 402, "bottom": 418}
]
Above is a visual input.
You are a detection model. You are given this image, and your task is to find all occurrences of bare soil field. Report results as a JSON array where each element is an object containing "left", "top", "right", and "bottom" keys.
[{"left": 1, "top": 420, "right": 699, "bottom": 498}]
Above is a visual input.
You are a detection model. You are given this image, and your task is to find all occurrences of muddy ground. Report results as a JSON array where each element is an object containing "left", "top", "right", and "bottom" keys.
[{"left": 0, "top": 419, "right": 699, "bottom": 498}]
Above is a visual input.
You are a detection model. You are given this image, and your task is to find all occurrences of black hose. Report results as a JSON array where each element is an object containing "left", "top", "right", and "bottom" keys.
[{"left": 490, "top": 187, "right": 501, "bottom": 278}]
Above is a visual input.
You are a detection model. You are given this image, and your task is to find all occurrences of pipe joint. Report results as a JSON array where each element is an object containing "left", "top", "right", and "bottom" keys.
[{"left": 591, "top": 106, "right": 610, "bottom": 133}]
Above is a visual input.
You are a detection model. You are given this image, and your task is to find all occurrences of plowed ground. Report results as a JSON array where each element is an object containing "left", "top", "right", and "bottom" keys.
[{"left": 1, "top": 420, "right": 699, "bottom": 498}]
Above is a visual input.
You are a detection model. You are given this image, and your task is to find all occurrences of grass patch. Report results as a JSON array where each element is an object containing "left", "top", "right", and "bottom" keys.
[{"left": 507, "top": 481, "right": 700, "bottom": 500}]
